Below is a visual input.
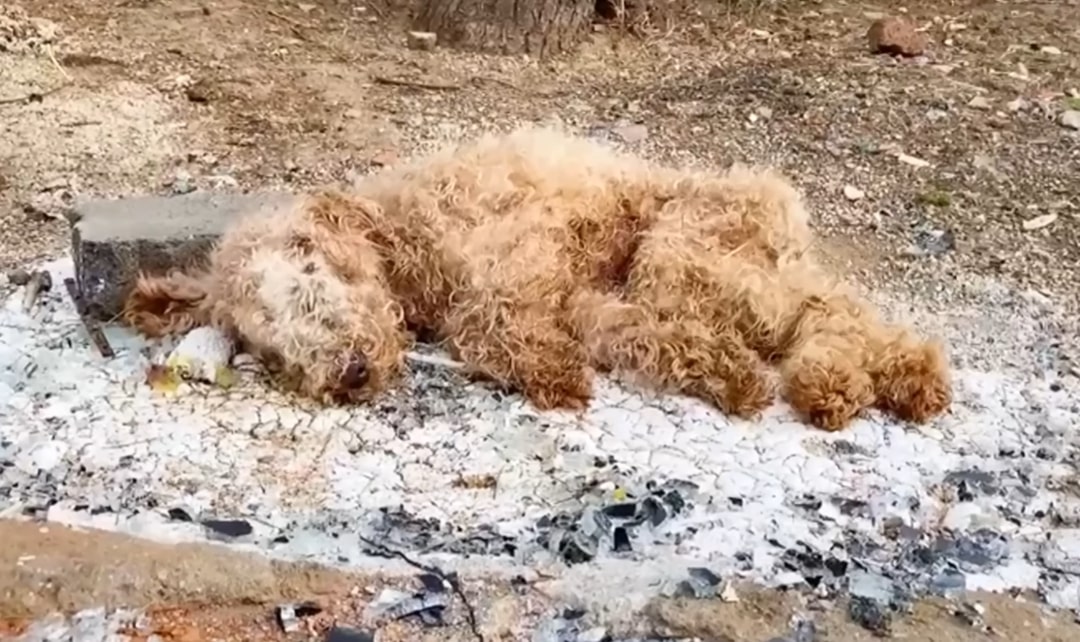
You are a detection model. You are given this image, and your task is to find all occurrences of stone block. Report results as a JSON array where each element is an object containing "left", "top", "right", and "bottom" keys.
[{"left": 71, "top": 190, "right": 300, "bottom": 322}]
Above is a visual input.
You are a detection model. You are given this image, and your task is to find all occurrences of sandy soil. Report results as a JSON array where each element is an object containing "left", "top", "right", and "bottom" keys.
[
  {"left": 1, "top": 520, "right": 1077, "bottom": 641},
  {"left": 2, "top": 0, "right": 1079, "bottom": 639}
]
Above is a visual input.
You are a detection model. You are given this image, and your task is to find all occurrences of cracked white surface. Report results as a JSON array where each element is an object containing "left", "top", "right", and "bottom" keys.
[{"left": 3, "top": 258, "right": 1080, "bottom": 619}]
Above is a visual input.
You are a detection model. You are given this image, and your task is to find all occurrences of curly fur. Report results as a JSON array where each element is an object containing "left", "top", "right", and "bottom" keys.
[{"left": 122, "top": 127, "right": 951, "bottom": 430}]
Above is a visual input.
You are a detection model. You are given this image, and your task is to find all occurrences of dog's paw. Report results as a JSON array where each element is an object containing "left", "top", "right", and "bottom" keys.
[
  {"left": 783, "top": 358, "right": 874, "bottom": 431},
  {"left": 520, "top": 363, "right": 594, "bottom": 411},
  {"left": 874, "top": 341, "right": 951, "bottom": 423},
  {"left": 725, "top": 372, "right": 776, "bottom": 419},
  {"left": 523, "top": 376, "right": 593, "bottom": 411}
]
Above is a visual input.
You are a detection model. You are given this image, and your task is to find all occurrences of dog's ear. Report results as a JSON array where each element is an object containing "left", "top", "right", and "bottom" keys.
[
  {"left": 302, "top": 191, "right": 393, "bottom": 281},
  {"left": 122, "top": 270, "right": 211, "bottom": 337}
]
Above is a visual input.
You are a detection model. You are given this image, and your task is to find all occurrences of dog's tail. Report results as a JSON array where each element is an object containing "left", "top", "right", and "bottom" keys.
[{"left": 122, "top": 270, "right": 212, "bottom": 337}]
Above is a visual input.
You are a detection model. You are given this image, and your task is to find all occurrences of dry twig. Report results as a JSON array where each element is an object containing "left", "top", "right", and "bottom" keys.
[{"left": 373, "top": 75, "right": 461, "bottom": 91}]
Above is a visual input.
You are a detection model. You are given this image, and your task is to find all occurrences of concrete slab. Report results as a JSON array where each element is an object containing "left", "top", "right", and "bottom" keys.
[{"left": 70, "top": 190, "right": 301, "bottom": 321}]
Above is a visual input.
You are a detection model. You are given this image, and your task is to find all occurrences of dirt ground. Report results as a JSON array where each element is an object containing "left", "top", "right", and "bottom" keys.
[
  {"left": 1, "top": 0, "right": 1079, "bottom": 305},
  {"left": 2, "top": 0, "right": 1080, "bottom": 639},
  {"left": 2, "top": 520, "right": 1078, "bottom": 641}
]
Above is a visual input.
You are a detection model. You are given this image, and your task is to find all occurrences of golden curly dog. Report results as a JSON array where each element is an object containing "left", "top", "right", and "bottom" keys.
[{"left": 123, "top": 127, "right": 951, "bottom": 431}]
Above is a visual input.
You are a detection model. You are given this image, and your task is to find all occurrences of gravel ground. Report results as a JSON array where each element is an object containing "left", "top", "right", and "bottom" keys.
[{"left": 2, "top": 1, "right": 1080, "bottom": 640}]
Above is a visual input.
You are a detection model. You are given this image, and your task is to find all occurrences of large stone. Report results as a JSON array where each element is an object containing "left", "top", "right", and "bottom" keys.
[
  {"left": 71, "top": 190, "right": 300, "bottom": 322},
  {"left": 867, "top": 16, "right": 926, "bottom": 57}
]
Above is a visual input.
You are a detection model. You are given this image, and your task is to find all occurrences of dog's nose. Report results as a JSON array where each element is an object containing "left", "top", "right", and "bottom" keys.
[{"left": 338, "top": 352, "right": 369, "bottom": 390}]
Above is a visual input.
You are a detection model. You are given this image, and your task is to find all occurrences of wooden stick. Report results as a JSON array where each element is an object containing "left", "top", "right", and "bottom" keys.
[
  {"left": 373, "top": 75, "right": 461, "bottom": 91},
  {"left": 63, "top": 277, "right": 115, "bottom": 358}
]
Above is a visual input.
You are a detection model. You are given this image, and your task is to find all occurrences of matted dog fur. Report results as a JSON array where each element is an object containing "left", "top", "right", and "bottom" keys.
[{"left": 123, "top": 127, "right": 951, "bottom": 431}]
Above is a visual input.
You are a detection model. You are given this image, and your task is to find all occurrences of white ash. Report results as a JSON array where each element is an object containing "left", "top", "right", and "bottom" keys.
[{"left": 2, "top": 257, "right": 1080, "bottom": 626}]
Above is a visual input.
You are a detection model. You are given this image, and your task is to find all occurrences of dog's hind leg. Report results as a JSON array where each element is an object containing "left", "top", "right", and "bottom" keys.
[{"left": 566, "top": 290, "right": 773, "bottom": 418}]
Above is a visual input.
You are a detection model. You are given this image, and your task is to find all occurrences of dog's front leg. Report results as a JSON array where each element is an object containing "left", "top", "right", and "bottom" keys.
[
  {"left": 443, "top": 294, "right": 594, "bottom": 411},
  {"left": 565, "top": 290, "right": 773, "bottom": 419}
]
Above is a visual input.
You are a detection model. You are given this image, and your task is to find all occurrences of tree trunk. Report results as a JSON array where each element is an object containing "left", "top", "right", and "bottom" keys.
[{"left": 413, "top": 0, "right": 596, "bottom": 58}]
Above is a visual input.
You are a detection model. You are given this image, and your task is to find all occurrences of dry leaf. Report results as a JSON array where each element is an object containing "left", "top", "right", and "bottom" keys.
[
  {"left": 1022, "top": 212, "right": 1058, "bottom": 231},
  {"left": 146, "top": 364, "right": 181, "bottom": 395}
]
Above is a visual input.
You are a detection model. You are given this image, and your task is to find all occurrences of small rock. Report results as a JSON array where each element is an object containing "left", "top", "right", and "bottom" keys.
[
  {"left": 848, "top": 571, "right": 902, "bottom": 636},
  {"left": 843, "top": 185, "right": 865, "bottom": 201},
  {"left": 370, "top": 150, "right": 399, "bottom": 167},
  {"left": 1059, "top": 110, "right": 1080, "bottom": 130},
  {"left": 169, "top": 170, "right": 195, "bottom": 195},
  {"left": 208, "top": 174, "right": 239, "bottom": 188},
  {"left": 407, "top": 31, "right": 437, "bottom": 51},
  {"left": 185, "top": 79, "right": 212, "bottom": 103},
  {"left": 967, "top": 96, "right": 992, "bottom": 111},
  {"left": 166, "top": 507, "right": 193, "bottom": 522},
  {"left": 867, "top": 16, "right": 926, "bottom": 57},
  {"left": 1040, "top": 45, "right": 1063, "bottom": 56},
  {"left": 6, "top": 268, "right": 31, "bottom": 287},
  {"left": 611, "top": 123, "right": 648, "bottom": 144},
  {"left": 1022, "top": 212, "right": 1058, "bottom": 231},
  {"left": 906, "top": 228, "right": 955, "bottom": 257}
]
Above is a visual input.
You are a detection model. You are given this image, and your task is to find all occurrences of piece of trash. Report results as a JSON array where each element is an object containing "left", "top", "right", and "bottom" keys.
[
  {"left": 674, "top": 567, "right": 723, "bottom": 598},
  {"left": 166, "top": 326, "right": 237, "bottom": 387},
  {"left": 364, "top": 587, "right": 450, "bottom": 625},
  {"left": 21, "top": 270, "right": 52, "bottom": 312},
  {"left": 277, "top": 602, "right": 322, "bottom": 632},
  {"left": 720, "top": 581, "right": 740, "bottom": 602},
  {"left": 324, "top": 626, "right": 375, "bottom": 642},
  {"left": 417, "top": 573, "right": 449, "bottom": 593},
  {"left": 276, "top": 605, "right": 300, "bottom": 633},
  {"left": 146, "top": 364, "right": 181, "bottom": 396},
  {"left": 1022, "top": 212, "right": 1058, "bottom": 231},
  {"left": 201, "top": 518, "right": 253, "bottom": 538},
  {"left": 603, "top": 502, "right": 637, "bottom": 519},
  {"left": 166, "top": 507, "right": 193, "bottom": 522}
]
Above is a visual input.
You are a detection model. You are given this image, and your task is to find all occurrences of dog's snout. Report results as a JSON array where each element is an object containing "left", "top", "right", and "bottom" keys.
[{"left": 339, "top": 352, "right": 369, "bottom": 390}]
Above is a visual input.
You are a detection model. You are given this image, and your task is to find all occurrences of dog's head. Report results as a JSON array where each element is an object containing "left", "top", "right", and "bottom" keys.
[{"left": 215, "top": 193, "right": 407, "bottom": 403}]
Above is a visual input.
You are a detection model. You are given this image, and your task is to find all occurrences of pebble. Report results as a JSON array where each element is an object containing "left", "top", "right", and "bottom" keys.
[
  {"left": 6, "top": 268, "right": 31, "bottom": 286},
  {"left": 843, "top": 185, "right": 865, "bottom": 201},
  {"left": 407, "top": 31, "right": 437, "bottom": 51},
  {"left": 1059, "top": 110, "right": 1080, "bottom": 131},
  {"left": 867, "top": 16, "right": 926, "bottom": 57},
  {"left": 967, "top": 96, "right": 992, "bottom": 111}
]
